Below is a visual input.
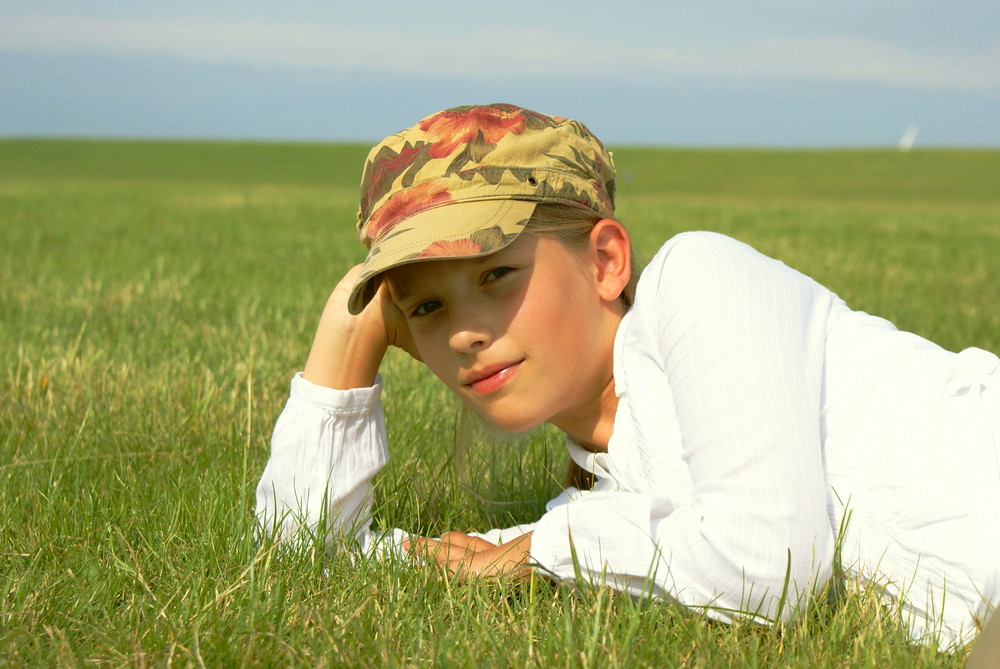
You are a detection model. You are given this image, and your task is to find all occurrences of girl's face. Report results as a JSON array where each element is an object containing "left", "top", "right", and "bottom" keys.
[{"left": 386, "top": 231, "right": 624, "bottom": 436}]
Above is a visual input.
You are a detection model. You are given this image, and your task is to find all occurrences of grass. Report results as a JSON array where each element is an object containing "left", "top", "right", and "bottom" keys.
[{"left": 2, "top": 138, "right": 999, "bottom": 666}]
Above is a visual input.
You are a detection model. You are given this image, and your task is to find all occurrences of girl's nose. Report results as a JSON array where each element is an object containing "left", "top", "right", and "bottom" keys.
[{"left": 448, "top": 311, "right": 494, "bottom": 354}]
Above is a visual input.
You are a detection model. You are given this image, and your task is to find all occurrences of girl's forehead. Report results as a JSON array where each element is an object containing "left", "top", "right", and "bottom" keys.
[
  {"left": 384, "top": 263, "right": 436, "bottom": 300},
  {"left": 386, "top": 254, "right": 488, "bottom": 291},
  {"left": 384, "top": 256, "right": 477, "bottom": 301},
  {"left": 385, "top": 235, "right": 548, "bottom": 299}
]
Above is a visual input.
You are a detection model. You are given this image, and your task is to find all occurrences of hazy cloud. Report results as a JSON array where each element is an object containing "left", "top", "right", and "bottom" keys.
[{"left": 3, "top": 14, "right": 998, "bottom": 92}]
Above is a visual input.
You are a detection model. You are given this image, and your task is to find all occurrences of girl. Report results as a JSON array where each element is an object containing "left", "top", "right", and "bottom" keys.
[{"left": 255, "top": 103, "right": 1000, "bottom": 650}]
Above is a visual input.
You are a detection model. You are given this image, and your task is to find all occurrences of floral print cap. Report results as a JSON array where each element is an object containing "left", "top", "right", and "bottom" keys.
[{"left": 348, "top": 103, "right": 617, "bottom": 314}]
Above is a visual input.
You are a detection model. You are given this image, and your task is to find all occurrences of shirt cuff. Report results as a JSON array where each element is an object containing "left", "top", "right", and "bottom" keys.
[{"left": 290, "top": 371, "right": 383, "bottom": 411}]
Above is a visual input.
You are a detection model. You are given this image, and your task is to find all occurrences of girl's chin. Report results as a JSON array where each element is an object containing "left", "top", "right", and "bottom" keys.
[{"left": 468, "top": 406, "right": 547, "bottom": 435}]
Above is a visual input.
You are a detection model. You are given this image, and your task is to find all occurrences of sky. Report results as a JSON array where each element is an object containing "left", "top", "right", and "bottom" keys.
[{"left": 1, "top": 0, "right": 998, "bottom": 147}]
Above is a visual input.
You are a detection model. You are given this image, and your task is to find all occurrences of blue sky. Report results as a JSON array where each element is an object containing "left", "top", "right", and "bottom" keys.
[{"left": 1, "top": 0, "right": 998, "bottom": 147}]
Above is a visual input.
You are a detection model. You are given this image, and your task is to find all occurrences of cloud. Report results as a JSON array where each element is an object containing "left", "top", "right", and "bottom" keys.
[
  {"left": 2, "top": 14, "right": 998, "bottom": 92},
  {"left": 667, "top": 36, "right": 1000, "bottom": 91}
]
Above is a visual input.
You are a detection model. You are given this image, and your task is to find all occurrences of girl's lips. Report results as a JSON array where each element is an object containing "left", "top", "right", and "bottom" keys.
[{"left": 465, "top": 361, "right": 523, "bottom": 395}]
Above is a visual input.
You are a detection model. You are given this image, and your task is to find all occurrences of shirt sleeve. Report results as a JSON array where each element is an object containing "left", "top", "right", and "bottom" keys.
[
  {"left": 255, "top": 372, "right": 390, "bottom": 551},
  {"left": 254, "top": 373, "right": 545, "bottom": 556},
  {"left": 530, "top": 232, "right": 836, "bottom": 624}
]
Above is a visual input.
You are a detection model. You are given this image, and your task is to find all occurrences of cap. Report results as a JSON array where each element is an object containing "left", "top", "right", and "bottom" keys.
[{"left": 349, "top": 103, "right": 616, "bottom": 314}]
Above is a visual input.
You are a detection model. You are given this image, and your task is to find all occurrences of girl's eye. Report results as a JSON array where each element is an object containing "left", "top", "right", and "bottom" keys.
[
  {"left": 410, "top": 300, "right": 442, "bottom": 317},
  {"left": 484, "top": 266, "right": 515, "bottom": 283}
]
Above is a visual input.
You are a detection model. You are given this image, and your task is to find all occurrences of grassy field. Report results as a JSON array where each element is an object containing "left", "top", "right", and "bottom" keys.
[{"left": 2, "top": 139, "right": 998, "bottom": 666}]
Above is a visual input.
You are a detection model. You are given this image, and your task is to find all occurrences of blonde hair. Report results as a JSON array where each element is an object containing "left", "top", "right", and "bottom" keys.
[{"left": 523, "top": 203, "right": 639, "bottom": 310}]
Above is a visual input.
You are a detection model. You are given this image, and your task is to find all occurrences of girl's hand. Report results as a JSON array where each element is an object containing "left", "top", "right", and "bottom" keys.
[
  {"left": 377, "top": 282, "right": 420, "bottom": 362},
  {"left": 302, "top": 265, "right": 417, "bottom": 389},
  {"left": 403, "top": 531, "right": 533, "bottom": 581}
]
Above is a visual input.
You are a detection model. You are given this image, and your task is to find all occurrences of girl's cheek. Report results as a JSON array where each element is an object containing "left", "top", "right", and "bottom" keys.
[
  {"left": 412, "top": 333, "right": 443, "bottom": 368},
  {"left": 423, "top": 357, "right": 457, "bottom": 389},
  {"left": 411, "top": 324, "right": 437, "bottom": 348}
]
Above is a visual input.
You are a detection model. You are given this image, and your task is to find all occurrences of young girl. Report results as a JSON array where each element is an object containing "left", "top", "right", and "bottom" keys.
[{"left": 255, "top": 103, "right": 1000, "bottom": 650}]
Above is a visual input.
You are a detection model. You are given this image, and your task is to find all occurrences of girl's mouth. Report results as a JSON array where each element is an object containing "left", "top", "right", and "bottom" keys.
[{"left": 464, "top": 361, "right": 523, "bottom": 395}]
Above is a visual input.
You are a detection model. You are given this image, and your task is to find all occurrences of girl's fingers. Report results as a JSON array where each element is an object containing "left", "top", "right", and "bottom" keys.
[
  {"left": 377, "top": 283, "right": 422, "bottom": 361},
  {"left": 403, "top": 534, "right": 492, "bottom": 563},
  {"left": 438, "top": 532, "right": 495, "bottom": 552}
]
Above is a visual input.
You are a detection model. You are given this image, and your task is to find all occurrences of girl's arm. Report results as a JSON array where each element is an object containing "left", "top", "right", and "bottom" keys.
[
  {"left": 255, "top": 266, "right": 411, "bottom": 548},
  {"left": 302, "top": 265, "right": 398, "bottom": 390}
]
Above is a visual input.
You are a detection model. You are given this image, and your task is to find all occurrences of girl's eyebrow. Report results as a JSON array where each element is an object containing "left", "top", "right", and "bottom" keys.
[{"left": 388, "top": 253, "right": 505, "bottom": 304}]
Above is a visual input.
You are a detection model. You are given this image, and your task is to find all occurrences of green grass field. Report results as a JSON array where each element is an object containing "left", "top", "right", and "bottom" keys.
[{"left": 2, "top": 139, "right": 998, "bottom": 666}]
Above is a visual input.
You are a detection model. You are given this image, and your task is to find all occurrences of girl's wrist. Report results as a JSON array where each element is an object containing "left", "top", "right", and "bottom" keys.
[{"left": 302, "top": 299, "right": 389, "bottom": 391}]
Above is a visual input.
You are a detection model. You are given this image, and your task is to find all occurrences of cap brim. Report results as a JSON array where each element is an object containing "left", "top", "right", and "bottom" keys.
[{"left": 347, "top": 198, "right": 537, "bottom": 315}]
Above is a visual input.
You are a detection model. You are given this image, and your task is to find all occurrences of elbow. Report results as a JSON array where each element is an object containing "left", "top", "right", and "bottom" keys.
[
  {"left": 686, "top": 521, "right": 836, "bottom": 625},
  {"left": 753, "top": 530, "right": 836, "bottom": 623}
]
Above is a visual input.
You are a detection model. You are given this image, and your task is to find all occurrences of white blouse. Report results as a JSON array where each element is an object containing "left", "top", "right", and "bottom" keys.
[{"left": 256, "top": 231, "right": 1000, "bottom": 649}]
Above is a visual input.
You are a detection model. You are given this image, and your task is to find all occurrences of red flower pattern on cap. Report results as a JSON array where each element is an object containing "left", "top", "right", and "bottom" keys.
[
  {"left": 419, "top": 238, "right": 482, "bottom": 258},
  {"left": 420, "top": 105, "right": 527, "bottom": 159},
  {"left": 366, "top": 181, "right": 453, "bottom": 242},
  {"left": 362, "top": 143, "right": 427, "bottom": 216}
]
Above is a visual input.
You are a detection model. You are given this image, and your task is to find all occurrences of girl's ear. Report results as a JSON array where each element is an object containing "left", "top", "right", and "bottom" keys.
[{"left": 588, "top": 218, "right": 632, "bottom": 304}]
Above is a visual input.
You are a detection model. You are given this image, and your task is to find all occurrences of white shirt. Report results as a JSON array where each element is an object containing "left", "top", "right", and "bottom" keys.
[{"left": 256, "top": 231, "right": 1000, "bottom": 648}]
